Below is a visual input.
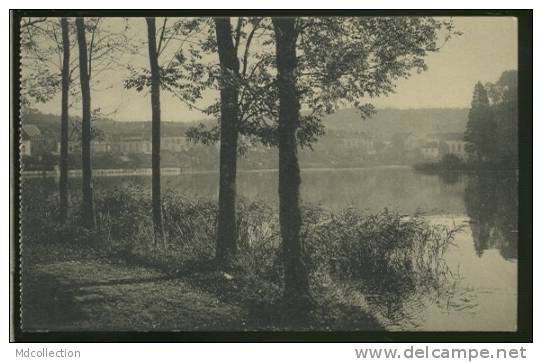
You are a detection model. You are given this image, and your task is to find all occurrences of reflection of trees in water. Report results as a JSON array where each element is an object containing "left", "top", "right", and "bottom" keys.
[
  {"left": 463, "top": 173, "right": 518, "bottom": 260},
  {"left": 438, "top": 171, "right": 462, "bottom": 185}
]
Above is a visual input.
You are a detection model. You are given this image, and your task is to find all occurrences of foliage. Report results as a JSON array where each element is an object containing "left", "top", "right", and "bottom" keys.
[
  {"left": 20, "top": 18, "right": 77, "bottom": 106},
  {"left": 464, "top": 82, "right": 496, "bottom": 161},
  {"left": 20, "top": 180, "right": 100, "bottom": 266},
  {"left": 124, "top": 17, "right": 460, "bottom": 150},
  {"left": 296, "top": 17, "right": 456, "bottom": 119},
  {"left": 172, "top": 17, "right": 460, "bottom": 151},
  {"left": 123, "top": 17, "right": 217, "bottom": 108},
  {"left": 463, "top": 71, "right": 518, "bottom": 168},
  {"left": 21, "top": 152, "right": 58, "bottom": 171},
  {"left": 486, "top": 71, "right": 518, "bottom": 166},
  {"left": 20, "top": 17, "right": 129, "bottom": 107},
  {"left": 300, "top": 206, "right": 460, "bottom": 325}
]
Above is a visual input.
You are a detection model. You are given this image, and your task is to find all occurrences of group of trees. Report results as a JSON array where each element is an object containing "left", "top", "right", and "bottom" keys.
[
  {"left": 464, "top": 70, "right": 518, "bottom": 167},
  {"left": 20, "top": 16, "right": 456, "bottom": 310},
  {"left": 21, "top": 17, "right": 128, "bottom": 226}
]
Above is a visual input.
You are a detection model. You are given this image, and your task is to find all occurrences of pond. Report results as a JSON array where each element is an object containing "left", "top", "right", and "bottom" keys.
[{"left": 22, "top": 166, "right": 518, "bottom": 331}]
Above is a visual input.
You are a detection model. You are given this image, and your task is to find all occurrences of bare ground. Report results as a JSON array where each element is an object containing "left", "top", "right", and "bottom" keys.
[
  {"left": 20, "top": 240, "right": 383, "bottom": 332},
  {"left": 21, "top": 259, "right": 246, "bottom": 331}
]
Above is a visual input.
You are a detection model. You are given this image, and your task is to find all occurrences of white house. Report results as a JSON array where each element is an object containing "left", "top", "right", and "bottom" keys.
[
  {"left": 420, "top": 141, "right": 440, "bottom": 159},
  {"left": 21, "top": 124, "right": 44, "bottom": 156}
]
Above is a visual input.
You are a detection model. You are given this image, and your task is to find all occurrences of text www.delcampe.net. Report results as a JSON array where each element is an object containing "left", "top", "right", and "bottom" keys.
[{"left": 355, "top": 346, "right": 527, "bottom": 361}]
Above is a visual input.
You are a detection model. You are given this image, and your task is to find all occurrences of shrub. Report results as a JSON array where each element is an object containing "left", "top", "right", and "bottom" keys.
[
  {"left": 95, "top": 185, "right": 153, "bottom": 250},
  {"left": 440, "top": 154, "right": 465, "bottom": 170},
  {"left": 414, "top": 154, "right": 467, "bottom": 173}
]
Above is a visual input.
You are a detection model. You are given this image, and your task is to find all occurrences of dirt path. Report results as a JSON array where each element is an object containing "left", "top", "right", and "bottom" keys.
[{"left": 21, "top": 260, "right": 246, "bottom": 331}]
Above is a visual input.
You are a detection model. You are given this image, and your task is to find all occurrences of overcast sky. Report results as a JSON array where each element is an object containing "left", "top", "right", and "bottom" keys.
[{"left": 32, "top": 16, "right": 518, "bottom": 122}]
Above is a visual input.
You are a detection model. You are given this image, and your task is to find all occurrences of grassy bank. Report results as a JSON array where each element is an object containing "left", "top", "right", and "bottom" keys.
[{"left": 21, "top": 184, "right": 460, "bottom": 330}]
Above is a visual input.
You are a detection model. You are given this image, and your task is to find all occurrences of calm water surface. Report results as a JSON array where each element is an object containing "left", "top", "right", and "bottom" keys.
[{"left": 27, "top": 166, "right": 519, "bottom": 331}]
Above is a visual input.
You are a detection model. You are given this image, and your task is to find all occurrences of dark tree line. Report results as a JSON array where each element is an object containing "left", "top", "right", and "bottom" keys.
[{"left": 464, "top": 70, "right": 518, "bottom": 168}]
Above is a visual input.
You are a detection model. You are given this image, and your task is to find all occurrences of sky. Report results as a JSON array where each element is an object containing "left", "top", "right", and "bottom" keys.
[{"left": 31, "top": 16, "right": 518, "bottom": 122}]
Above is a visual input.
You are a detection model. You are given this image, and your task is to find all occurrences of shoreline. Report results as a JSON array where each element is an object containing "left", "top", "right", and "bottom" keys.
[
  {"left": 21, "top": 165, "right": 412, "bottom": 178},
  {"left": 21, "top": 164, "right": 519, "bottom": 178}
]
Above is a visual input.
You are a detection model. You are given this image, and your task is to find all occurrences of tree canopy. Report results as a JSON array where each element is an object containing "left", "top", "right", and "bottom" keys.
[{"left": 169, "top": 17, "right": 460, "bottom": 150}]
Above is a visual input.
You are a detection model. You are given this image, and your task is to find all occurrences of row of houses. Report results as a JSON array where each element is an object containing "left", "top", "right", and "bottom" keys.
[
  {"left": 57, "top": 135, "right": 192, "bottom": 155},
  {"left": 21, "top": 123, "right": 468, "bottom": 161},
  {"left": 419, "top": 132, "right": 467, "bottom": 160},
  {"left": 339, "top": 131, "right": 377, "bottom": 155},
  {"left": 20, "top": 124, "right": 193, "bottom": 157},
  {"left": 336, "top": 131, "right": 468, "bottom": 160}
]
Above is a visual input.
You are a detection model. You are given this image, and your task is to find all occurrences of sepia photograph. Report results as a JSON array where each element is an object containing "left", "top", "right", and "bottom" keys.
[{"left": 10, "top": 10, "right": 532, "bottom": 341}]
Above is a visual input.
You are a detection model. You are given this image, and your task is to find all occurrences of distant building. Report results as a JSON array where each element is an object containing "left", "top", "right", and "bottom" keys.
[
  {"left": 341, "top": 132, "right": 375, "bottom": 154},
  {"left": 420, "top": 141, "right": 440, "bottom": 159},
  {"left": 420, "top": 132, "right": 467, "bottom": 160},
  {"left": 118, "top": 136, "right": 152, "bottom": 154},
  {"left": 57, "top": 140, "right": 112, "bottom": 154},
  {"left": 21, "top": 139, "right": 31, "bottom": 156},
  {"left": 439, "top": 132, "right": 467, "bottom": 159},
  {"left": 56, "top": 133, "right": 194, "bottom": 156},
  {"left": 162, "top": 136, "right": 190, "bottom": 152},
  {"left": 21, "top": 124, "right": 45, "bottom": 156},
  {"left": 389, "top": 132, "right": 422, "bottom": 153},
  {"left": 92, "top": 141, "right": 112, "bottom": 153}
]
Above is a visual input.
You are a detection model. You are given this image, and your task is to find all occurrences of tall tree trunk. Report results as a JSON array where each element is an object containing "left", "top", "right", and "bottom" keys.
[
  {"left": 76, "top": 17, "right": 95, "bottom": 230},
  {"left": 272, "top": 17, "right": 312, "bottom": 310},
  {"left": 59, "top": 17, "right": 70, "bottom": 223},
  {"left": 146, "top": 17, "right": 164, "bottom": 246},
  {"left": 214, "top": 17, "right": 240, "bottom": 265}
]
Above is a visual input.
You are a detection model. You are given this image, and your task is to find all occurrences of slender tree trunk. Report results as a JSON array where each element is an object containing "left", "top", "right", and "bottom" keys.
[
  {"left": 272, "top": 18, "right": 312, "bottom": 310},
  {"left": 214, "top": 17, "right": 240, "bottom": 265},
  {"left": 146, "top": 17, "right": 164, "bottom": 246},
  {"left": 76, "top": 17, "right": 95, "bottom": 230},
  {"left": 59, "top": 17, "right": 70, "bottom": 223}
]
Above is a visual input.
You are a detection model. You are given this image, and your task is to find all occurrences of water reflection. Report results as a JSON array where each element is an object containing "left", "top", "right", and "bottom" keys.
[{"left": 463, "top": 173, "right": 518, "bottom": 260}]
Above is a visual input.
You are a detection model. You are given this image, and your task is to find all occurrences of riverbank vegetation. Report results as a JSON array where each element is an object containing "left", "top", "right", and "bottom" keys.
[{"left": 22, "top": 185, "right": 460, "bottom": 329}]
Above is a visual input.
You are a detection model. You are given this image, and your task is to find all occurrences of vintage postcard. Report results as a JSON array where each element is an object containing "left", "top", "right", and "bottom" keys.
[{"left": 10, "top": 10, "right": 532, "bottom": 342}]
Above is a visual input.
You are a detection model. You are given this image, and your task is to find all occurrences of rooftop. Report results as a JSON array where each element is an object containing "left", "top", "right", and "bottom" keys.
[{"left": 21, "top": 124, "right": 42, "bottom": 140}]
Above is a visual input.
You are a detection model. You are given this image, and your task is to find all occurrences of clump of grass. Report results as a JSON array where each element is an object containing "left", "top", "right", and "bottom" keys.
[
  {"left": 300, "top": 205, "right": 461, "bottom": 326},
  {"left": 20, "top": 180, "right": 104, "bottom": 264}
]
